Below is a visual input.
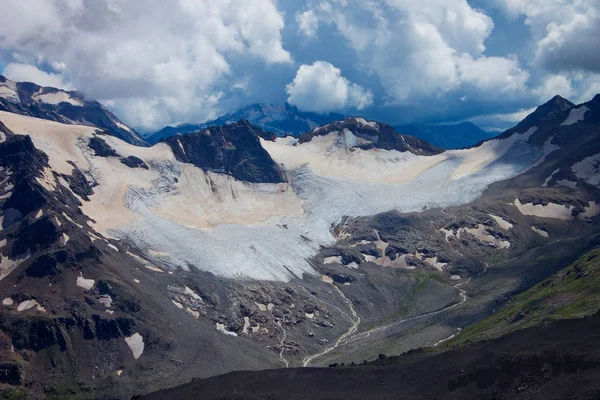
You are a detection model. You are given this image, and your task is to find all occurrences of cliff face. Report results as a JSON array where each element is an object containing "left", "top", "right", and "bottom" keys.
[{"left": 164, "top": 120, "right": 286, "bottom": 183}]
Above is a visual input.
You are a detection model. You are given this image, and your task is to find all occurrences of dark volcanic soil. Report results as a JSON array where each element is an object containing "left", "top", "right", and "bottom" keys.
[{"left": 139, "top": 314, "right": 600, "bottom": 400}]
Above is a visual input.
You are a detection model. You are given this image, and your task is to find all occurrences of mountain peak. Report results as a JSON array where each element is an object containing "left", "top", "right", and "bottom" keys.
[
  {"left": 299, "top": 117, "right": 444, "bottom": 156},
  {"left": 507, "top": 94, "right": 575, "bottom": 134},
  {"left": 0, "top": 75, "right": 145, "bottom": 146},
  {"left": 545, "top": 94, "right": 575, "bottom": 110}
]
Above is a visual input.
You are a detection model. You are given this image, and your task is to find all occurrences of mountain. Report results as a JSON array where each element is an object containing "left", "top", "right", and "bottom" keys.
[
  {"left": 163, "top": 120, "right": 286, "bottom": 183},
  {"left": 1, "top": 86, "right": 600, "bottom": 399},
  {"left": 394, "top": 121, "right": 496, "bottom": 149},
  {"left": 299, "top": 117, "right": 444, "bottom": 155},
  {"left": 0, "top": 75, "right": 146, "bottom": 146},
  {"left": 147, "top": 103, "right": 346, "bottom": 144}
]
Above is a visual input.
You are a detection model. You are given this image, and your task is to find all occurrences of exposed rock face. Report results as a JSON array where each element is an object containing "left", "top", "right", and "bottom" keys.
[
  {"left": 0, "top": 75, "right": 146, "bottom": 146},
  {"left": 120, "top": 155, "right": 149, "bottom": 170},
  {"left": 299, "top": 118, "right": 444, "bottom": 155},
  {"left": 164, "top": 120, "right": 286, "bottom": 183},
  {"left": 0, "top": 135, "right": 50, "bottom": 228}
]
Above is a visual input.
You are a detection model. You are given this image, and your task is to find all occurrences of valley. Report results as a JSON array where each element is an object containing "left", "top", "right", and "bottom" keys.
[{"left": 0, "top": 75, "right": 599, "bottom": 399}]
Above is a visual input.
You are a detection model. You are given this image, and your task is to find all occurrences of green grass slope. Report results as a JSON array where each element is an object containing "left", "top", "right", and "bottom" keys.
[{"left": 446, "top": 247, "right": 600, "bottom": 346}]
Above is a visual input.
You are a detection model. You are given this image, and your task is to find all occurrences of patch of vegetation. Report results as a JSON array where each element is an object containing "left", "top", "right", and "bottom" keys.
[
  {"left": 446, "top": 247, "right": 600, "bottom": 347},
  {"left": 43, "top": 378, "right": 95, "bottom": 400},
  {"left": 0, "top": 388, "right": 31, "bottom": 400}
]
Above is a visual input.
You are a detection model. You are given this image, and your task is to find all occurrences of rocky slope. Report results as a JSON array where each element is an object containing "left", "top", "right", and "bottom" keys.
[
  {"left": 147, "top": 103, "right": 346, "bottom": 144},
  {"left": 139, "top": 312, "right": 600, "bottom": 400},
  {"left": 0, "top": 88, "right": 599, "bottom": 400},
  {"left": 0, "top": 75, "right": 145, "bottom": 146},
  {"left": 444, "top": 247, "right": 600, "bottom": 347}
]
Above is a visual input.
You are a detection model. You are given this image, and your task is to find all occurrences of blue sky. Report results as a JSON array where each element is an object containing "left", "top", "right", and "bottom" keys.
[{"left": 1, "top": 0, "right": 599, "bottom": 133}]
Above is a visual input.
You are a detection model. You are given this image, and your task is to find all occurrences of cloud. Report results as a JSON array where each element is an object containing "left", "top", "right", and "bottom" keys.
[
  {"left": 286, "top": 61, "right": 373, "bottom": 112},
  {"left": 532, "top": 74, "right": 574, "bottom": 101},
  {"left": 493, "top": 0, "right": 600, "bottom": 74},
  {"left": 297, "top": 0, "right": 529, "bottom": 103},
  {"left": 468, "top": 106, "right": 537, "bottom": 131},
  {"left": 297, "top": 9, "right": 319, "bottom": 37},
  {"left": 0, "top": 0, "right": 291, "bottom": 130},
  {"left": 2, "top": 63, "right": 70, "bottom": 89}
]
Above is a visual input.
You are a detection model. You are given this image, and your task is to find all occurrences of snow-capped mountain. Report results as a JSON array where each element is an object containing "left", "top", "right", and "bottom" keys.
[
  {"left": 147, "top": 103, "right": 346, "bottom": 144},
  {"left": 0, "top": 75, "right": 146, "bottom": 146},
  {"left": 299, "top": 118, "right": 444, "bottom": 155},
  {"left": 1, "top": 84, "right": 600, "bottom": 399}
]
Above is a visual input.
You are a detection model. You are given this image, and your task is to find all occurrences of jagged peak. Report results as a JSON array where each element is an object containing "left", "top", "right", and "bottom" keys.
[{"left": 543, "top": 94, "right": 575, "bottom": 111}]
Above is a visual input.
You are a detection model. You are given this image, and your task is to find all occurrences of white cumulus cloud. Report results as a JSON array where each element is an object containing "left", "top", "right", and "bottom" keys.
[
  {"left": 286, "top": 61, "right": 373, "bottom": 112},
  {"left": 0, "top": 0, "right": 291, "bottom": 130},
  {"left": 3, "top": 63, "right": 70, "bottom": 90},
  {"left": 297, "top": 0, "right": 529, "bottom": 103},
  {"left": 493, "top": 0, "right": 600, "bottom": 73}
]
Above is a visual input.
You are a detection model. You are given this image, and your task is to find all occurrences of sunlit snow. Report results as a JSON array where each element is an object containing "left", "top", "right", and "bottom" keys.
[{"left": 0, "top": 111, "right": 548, "bottom": 282}]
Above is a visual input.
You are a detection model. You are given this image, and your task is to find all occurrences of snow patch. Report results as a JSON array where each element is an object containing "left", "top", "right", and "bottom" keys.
[
  {"left": 115, "top": 120, "right": 133, "bottom": 133},
  {"left": 172, "top": 300, "right": 184, "bottom": 309},
  {"left": 32, "top": 91, "right": 83, "bottom": 107},
  {"left": 17, "top": 299, "right": 45, "bottom": 312},
  {"left": 514, "top": 198, "right": 573, "bottom": 220},
  {"left": 488, "top": 214, "right": 513, "bottom": 230},
  {"left": 125, "top": 333, "right": 144, "bottom": 359},
  {"left": 0, "top": 252, "right": 30, "bottom": 281},
  {"left": 532, "top": 137, "right": 560, "bottom": 168},
  {"left": 543, "top": 169, "right": 560, "bottom": 187},
  {"left": 107, "top": 244, "right": 119, "bottom": 251},
  {"left": 354, "top": 118, "right": 379, "bottom": 129},
  {"left": 580, "top": 201, "right": 600, "bottom": 219},
  {"left": 216, "top": 323, "right": 238, "bottom": 337},
  {"left": 143, "top": 264, "right": 164, "bottom": 273},
  {"left": 531, "top": 227, "right": 549, "bottom": 238},
  {"left": 0, "top": 80, "right": 19, "bottom": 103},
  {"left": 98, "top": 295, "right": 113, "bottom": 308},
  {"left": 184, "top": 286, "right": 202, "bottom": 301},
  {"left": 444, "top": 225, "right": 510, "bottom": 249},
  {"left": 76, "top": 274, "right": 95, "bottom": 290},
  {"left": 324, "top": 256, "right": 342, "bottom": 265},
  {"left": 59, "top": 233, "right": 70, "bottom": 246},
  {"left": 560, "top": 106, "right": 589, "bottom": 126},
  {"left": 2, "top": 298, "right": 14, "bottom": 306},
  {"left": 572, "top": 153, "right": 600, "bottom": 187}
]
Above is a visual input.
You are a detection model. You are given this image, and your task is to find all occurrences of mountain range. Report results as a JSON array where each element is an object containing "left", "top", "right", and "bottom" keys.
[
  {"left": 146, "top": 103, "right": 346, "bottom": 144},
  {"left": 0, "top": 76, "right": 599, "bottom": 399},
  {"left": 147, "top": 103, "right": 494, "bottom": 149}
]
